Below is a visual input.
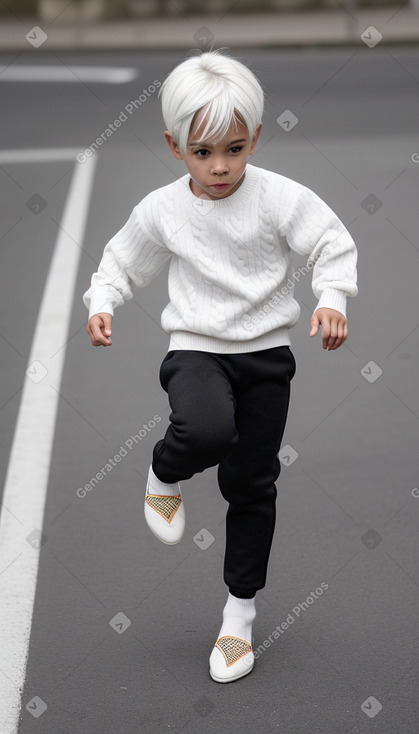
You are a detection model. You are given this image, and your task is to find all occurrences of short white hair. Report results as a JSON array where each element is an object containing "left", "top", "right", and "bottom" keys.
[{"left": 159, "top": 50, "right": 264, "bottom": 154}]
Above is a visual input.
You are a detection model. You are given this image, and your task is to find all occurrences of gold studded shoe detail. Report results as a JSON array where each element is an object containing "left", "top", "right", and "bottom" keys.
[
  {"left": 214, "top": 636, "right": 252, "bottom": 666},
  {"left": 145, "top": 494, "right": 182, "bottom": 523},
  {"left": 144, "top": 467, "right": 185, "bottom": 545},
  {"left": 209, "top": 634, "right": 254, "bottom": 683}
]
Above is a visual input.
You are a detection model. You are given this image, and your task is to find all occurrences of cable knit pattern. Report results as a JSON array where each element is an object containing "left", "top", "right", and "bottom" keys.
[{"left": 82, "top": 164, "right": 358, "bottom": 354}]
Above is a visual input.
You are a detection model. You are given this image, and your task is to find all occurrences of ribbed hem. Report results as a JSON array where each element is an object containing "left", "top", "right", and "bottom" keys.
[
  {"left": 314, "top": 288, "right": 347, "bottom": 317},
  {"left": 167, "top": 327, "right": 290, "bottom": 354}
]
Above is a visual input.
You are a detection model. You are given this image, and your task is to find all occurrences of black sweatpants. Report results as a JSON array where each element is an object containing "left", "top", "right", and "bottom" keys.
[{"left": 152, "top": 345, "right": 296, "bottom": 599}]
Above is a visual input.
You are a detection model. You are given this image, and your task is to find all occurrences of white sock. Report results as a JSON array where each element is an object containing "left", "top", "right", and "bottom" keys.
[
  {"left": 147, "top": 465, "right": 179, "bottom": 497},
  {"left": 217, "top": 592, "right": 256, "bottom": 645}
]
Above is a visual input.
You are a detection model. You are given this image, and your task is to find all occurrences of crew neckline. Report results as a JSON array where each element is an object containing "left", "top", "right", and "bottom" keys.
[{"left": 180, "top": 164, "right": 259, "bottom": 209}]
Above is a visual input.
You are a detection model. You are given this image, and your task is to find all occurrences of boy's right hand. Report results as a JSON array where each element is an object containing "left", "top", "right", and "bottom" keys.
[{"left": 86, "top": 312, "right": 113, "bottom": 346}]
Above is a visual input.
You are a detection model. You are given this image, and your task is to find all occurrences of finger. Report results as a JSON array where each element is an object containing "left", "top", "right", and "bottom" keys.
[
  {"left": 87, "top": 323, "right": 100, "bottom": 346},
  {"left": 99, "top": 323, "right": 112, "bottom": 345},
  {"left": 321, "top": 316, "right": 330, "bottom": 349},
  {"left": 91, "top": 322, "right": 111, "bottom": 346},
  {"left": 329, "top": 319, "right": 347, "bottom": 350},
  {"left": 99, "top": 314, "right": 113, "bottom": 345},
  {"left": 99, "top": 329, "right": 112, "bottom": 346},
  {"left": 327, "top": 317, "right": 339, "bottom": 350},
  {"left": 310, "top": 314, "right": 319, "bottom": 336},
  {"left": 100, "top": 313, "right": 113, "bottom": 336},
  {"left": 328, "top": 337, "right": 341, "bottom": 350},
  {"left": 331, "top": 331, "right": 348, "bottom": 350}
]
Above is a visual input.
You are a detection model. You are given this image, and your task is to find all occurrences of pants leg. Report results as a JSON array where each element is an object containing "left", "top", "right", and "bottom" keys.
[
  {"left": 152, "top": 350, "right": 239, "bottom": 484},
  {"left": 152, "top": 345, "right": 296, "bottom": 599},
  {"left": 217, "top": 346, "right": 296, "bottom": 598}
]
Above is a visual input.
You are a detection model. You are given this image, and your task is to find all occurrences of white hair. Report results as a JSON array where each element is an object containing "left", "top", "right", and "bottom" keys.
[{"left": 159, "top": 50, "right": 264, "bottom": 154}]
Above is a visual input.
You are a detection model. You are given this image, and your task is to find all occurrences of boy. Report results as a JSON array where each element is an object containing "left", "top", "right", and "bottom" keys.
[{"left": 83, "top": 50, "right": 358, "bottom": 683}]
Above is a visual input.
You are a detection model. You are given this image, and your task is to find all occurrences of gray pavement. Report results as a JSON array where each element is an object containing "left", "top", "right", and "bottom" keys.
[
  {"left": 1, "top": 48, "right": 419, "bottom": 733},
  {"left": 1, "top": 5, "right": 419, "bottom": 50}
]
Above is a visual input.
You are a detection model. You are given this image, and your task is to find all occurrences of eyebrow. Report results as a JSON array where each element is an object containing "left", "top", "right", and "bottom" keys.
[{"left": 188, "top": 138, "right": 247, "bottom": 148}]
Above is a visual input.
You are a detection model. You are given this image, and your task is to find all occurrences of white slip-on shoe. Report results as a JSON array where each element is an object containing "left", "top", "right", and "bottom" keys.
[
  {"left": 144, "top": 481, "right": 185, "bottom": 545},
  {"left": 209, "top": 635, "right": 254, "bottom": 683}
]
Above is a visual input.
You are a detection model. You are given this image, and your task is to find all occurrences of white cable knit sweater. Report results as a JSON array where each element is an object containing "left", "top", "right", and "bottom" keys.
[{"left": 83, "top": 163, "right": 358, "bottom": 354}]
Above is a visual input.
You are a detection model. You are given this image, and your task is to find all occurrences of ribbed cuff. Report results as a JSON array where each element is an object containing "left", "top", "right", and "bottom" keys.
[
  {"left": 314, "top": 288, "right": 347, "bottom": 317},
  {"left": 229, "top": 586, "right": 258, "bottom": 599},
  {"left": 87, "top": 294, "right": 114, "bottom": 320}
]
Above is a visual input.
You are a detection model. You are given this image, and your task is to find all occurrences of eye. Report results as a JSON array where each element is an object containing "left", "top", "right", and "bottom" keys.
[
  {"left": 230, "top": 146, "right": 243, "bottom": 154},
  {"left": 194, "top": 149, "right": 209, "bottom": 157}
]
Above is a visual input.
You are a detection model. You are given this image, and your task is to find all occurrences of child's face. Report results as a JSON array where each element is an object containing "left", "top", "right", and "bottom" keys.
[{"left": 164, "top": 109, "right": 262, "bottom": 200}]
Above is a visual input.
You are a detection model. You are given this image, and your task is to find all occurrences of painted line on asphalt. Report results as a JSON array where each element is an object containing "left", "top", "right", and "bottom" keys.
[
  {"left": 0, "top": 149, "right": 97, "bottom": 732},
  {"left": 0, "top": 148, "right": 80, "bottom": 164},
  {"left": 0, "top": 65, "right": 139, "bottom": 83}
]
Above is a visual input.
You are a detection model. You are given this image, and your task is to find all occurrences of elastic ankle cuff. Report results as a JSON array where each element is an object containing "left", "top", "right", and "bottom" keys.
[{"left": 228, "top": 587, "right": 257, "bottom": 599}]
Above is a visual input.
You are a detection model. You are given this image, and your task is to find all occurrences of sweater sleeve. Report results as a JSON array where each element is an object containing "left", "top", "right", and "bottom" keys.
[
  {"left": 281, "top": 183, "right": 358, "bottom": 317},
  {"left": 82, "top": 202, "right": 172, "bottom": 320}
]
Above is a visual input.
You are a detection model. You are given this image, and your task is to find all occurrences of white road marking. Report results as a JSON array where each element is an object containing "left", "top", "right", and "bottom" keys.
[
  {"left": 0, "top": 65, "right": 138, "bottom": 83},
  {"left": 0, "top": 150, "right": 97, "bottom": 732},
  {"left": 0, "top": 148, "right": 80, "bottom": 164}
]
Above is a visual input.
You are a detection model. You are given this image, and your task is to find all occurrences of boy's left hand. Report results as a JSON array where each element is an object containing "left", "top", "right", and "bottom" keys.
[{"left": 310, "top": 308, "right": 348, "bottom": 351}]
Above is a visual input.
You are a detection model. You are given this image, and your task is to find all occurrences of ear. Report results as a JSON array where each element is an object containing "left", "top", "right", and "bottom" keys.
[
  {"left": 164, "top": 131, "right": 183, "bottom": 160},
  {"left": 249, "top": 123, "right": 262, "bottom": 155}
]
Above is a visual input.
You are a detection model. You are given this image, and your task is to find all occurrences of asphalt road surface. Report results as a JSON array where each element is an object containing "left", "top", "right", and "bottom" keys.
[{"left": 1, "top": 47, "right": 419, "bottom": 734}]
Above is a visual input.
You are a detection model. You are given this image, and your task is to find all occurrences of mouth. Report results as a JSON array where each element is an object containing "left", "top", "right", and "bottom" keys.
[{"left": 210, "top": 183, "right": 230, "bottom": 190}]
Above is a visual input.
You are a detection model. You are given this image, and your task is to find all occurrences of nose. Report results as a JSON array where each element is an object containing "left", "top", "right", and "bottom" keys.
[{"left": 210, "top": 156, "right": 229, "bottom": 175}]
